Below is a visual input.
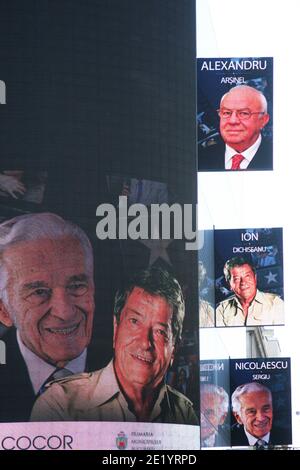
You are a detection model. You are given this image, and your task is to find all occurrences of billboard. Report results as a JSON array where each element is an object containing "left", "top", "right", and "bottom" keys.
[
  {"left": 214, "top": 227, "right": 284, "bottom": 327},
  {"left": 0, "top": 0, "right": 199, "bottom": 450},
  {"left": 197, "top": 57, "right": 273, "bottom": 172},
  {"left": 200, "top": 359, "right": 230, "bottom": 448},
  {"left": 230, "top": 357, "right": 292, "bottom": 447}
]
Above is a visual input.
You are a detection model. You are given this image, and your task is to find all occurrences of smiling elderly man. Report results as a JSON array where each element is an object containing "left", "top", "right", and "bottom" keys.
[
  {"left": 0, "top": 213, "right": 96, "bottom": 422},
  {"left": 231, "top": 382, "right": 287, "bottom": 447},
  {"left": 31, "top": 267, "right": 198, "bottom": 425},
  {"left": 216, "top": 257, "right": 284, "bottom": 327}
]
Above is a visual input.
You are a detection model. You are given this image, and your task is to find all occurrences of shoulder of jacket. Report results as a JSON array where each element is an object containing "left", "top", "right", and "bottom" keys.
[
  {"left": 217, "top": 295, "right": 235, "bottom": 307},
  {"left": 166, "top": 385, "right": 193, "bottom": 407},
  {"left": 260, "top": 291, "right": 283, "bottom": 302}
]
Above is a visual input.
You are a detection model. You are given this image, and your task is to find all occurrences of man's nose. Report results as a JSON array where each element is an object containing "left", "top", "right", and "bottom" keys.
[
  {"left": 255, "top": 410, "right": 266, "bottom": 421},
  {"left": 50, "top": 287, "right": 75, "bottom": 320},
  {"left": 139, "top": 327, "right": 154, "bottom": 350},
  {"left": 228, "top": 110, "right": 240, "bottom": 124}
]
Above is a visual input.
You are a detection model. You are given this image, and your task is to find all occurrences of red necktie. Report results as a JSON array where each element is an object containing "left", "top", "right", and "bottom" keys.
[{"left": 231, "top": 154, "right": 245, "bottom": 170}]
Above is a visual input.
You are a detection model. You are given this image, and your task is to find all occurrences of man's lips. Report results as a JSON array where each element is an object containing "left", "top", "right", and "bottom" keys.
[
  {"left": 130, "top": 353, "right": 155, "bottom": 365},
  {"left": 44, "top": 322, "right": 81, "bottom": 336}
]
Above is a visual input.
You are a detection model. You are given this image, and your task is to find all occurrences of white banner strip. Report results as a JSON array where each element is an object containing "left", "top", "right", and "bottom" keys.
[{"left": 0, "top": 422, "right": 200, "bottom": 450}]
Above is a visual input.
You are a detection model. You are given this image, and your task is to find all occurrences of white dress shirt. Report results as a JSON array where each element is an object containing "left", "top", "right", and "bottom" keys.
[
  {"left": 225, "top": 134, "right": 262, "bottom": 169},
  {"left": 17, "top": 330, "right": 87, "bottom": 394},
  {"left": 245, "top": 428, "right": 270, "bottom": 446}
]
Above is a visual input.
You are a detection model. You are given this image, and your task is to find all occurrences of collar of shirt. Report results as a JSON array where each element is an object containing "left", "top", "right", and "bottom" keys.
[
  {"left": 233, "top": 289, "right": 264, "bottom": 312},
  {"left": 225, "top": 134, "right": 262, "bottom": 169},
  {"left": 88, "top": 360, "right": 169, "bottom": 421},
  {"left": 16, "top": 330, "right": 87, "bottom": 394},
  {"left": 245, "top": 428, "right": 270, "bottom": 446}
]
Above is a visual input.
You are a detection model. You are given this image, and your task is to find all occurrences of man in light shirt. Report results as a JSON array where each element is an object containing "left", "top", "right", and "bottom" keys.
[
  {"left": 0, "top": 213, "right": 96, "bottom": 421},
  {"left": 31, "top": 267, "right": 199, "bottom": 425},
  {"left": 216, "top": 257, "right": 284, "bottom": 327}
]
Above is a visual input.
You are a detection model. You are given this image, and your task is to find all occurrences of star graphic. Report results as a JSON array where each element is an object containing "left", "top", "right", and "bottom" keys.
[
  {"left": 139, "top": 238, "right": 173, "bottom": 266},
  {"left": 264, "top": 271, "right": 278, "bottom": 284}
]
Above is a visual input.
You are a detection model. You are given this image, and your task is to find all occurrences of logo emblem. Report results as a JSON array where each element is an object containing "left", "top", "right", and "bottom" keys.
[{"left": 116, "top": 431, "right": 128, "bottom": 450}]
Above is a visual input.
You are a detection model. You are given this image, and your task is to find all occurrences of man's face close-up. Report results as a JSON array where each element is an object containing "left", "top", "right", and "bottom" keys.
[
  {"left": 234, "top": 391, "right": 273, "bottom": 439},
  {"left": 113, "top": 287, "right": 175, "bottom": 391},
  {"left": 229, "top": 264, "right": 257, "bottom": 304},
  {"left": 219, "top": 88, "right": 269, "bottom": 153},
  {"left": 201, "top": 392, "right": 226, "bottom": 441},
  {"left": 2, "top": 237, "right": 95, "bottom": 367}
]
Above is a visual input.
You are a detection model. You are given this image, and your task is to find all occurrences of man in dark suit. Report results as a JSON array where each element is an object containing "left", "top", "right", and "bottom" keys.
[
  {"left": 0, "top": 213, "right": 97, "bottom": 422},
  {"left": 231, "top": 382, "right": 289, "bottom": 447},
  {"left": 198, "top": 85, "right": 272, "bottom": 171}
]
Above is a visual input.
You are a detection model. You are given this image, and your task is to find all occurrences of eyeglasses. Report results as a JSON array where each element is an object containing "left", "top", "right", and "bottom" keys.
[{"left": 217, "top": 108, "right": 265, "bottom": 121}]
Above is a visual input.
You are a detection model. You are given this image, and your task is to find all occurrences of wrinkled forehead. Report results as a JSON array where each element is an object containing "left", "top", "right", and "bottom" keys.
[
  {"left": 3, "top": 237, "right": 89, "bottom": 280},
  {"left": 240, "top": 390, "right": 272, "bottom": 409},
  {"left": 230, "top": 264, "right": 255, "bottom": 278},
  {"left": 221, "top": 89, "right": 263, "bottom": 110},
  {"left": 124, "top": 286, "right": 173, "bottom": 324}
]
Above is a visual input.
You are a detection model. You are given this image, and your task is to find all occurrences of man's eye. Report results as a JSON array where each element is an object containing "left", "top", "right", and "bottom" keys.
[
  {"left": 263, "top": 406, "right": 271, "bottom": 412},
  {"left": 239, "top": 111, "right": 250, "bottom": 118},
  {"left": 129, "top": 317, "right": 139, "bottom": 326},
  {"left": 26, "top": 289, "right": 51, "bottom": 305},
  {"left": 155, "top": 328, "right": 170, "bottom": 340},
  {"left": 222, "top": 111, "right": 231, "bottom": 117},
  {"left": 67, "top": 283, "right": 88, "bottom": 296}
]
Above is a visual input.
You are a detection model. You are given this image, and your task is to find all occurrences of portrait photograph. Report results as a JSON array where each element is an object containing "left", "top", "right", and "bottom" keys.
[
  {"left": 197, "top": 57, "right": 273, "bottom": 172},
  {"left": 200, "top": 359, "right": 231, "bottom": 448},
  {"left": 230, "top": 357, "right": 292, "bottom": 447},
  {"left": 214, "top": 227, "right": 284, "bottom": 327}
]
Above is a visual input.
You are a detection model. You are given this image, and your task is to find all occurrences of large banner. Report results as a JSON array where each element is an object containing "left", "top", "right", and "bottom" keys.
[
  {"left": 197, "top": 57, "right": 273, "bottom": 172},
  {"left": 0, "top": 0, "right": 199, "bottom": 450}
]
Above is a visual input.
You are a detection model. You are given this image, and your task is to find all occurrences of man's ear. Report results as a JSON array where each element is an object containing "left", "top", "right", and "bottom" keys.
[
  {"left": 260, "top": 112, "right": 270, "bottom": 129},
  {"left": 0, "top": 300, "right": 13, "bottom": 327},
  {"left": 233, "top": 412, "right": 243, "bottom": 425}
]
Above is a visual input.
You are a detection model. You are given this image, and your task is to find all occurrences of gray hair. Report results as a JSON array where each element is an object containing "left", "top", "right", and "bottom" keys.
[
  {"left": 201, "top": 383, "right": 229, "bottom": 416},
  {"left": 220, "top": 85, "right": 268, "bottom": 113},
  {"left": 0, "top": 212, "right": 93, "bottom": 303},
  {"left": 113, "top": 266, "right": 185, "bottom": 346},
  {"left": 223, "top": 256, "right": 256, "bottom": 284},
  {"left": 198, "top": 261, "right": 207, "bottom": 286},
  {"left": 231, "top": 382, "right": 272, "bottom": 414}
]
